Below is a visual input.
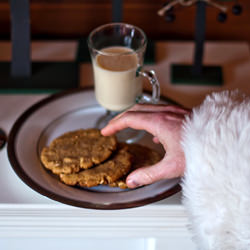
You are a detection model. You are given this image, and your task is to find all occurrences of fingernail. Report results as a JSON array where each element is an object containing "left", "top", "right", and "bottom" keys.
[
  {"left": 127, "top": 178, "right": 141, "bottom": 188},
  {"left": 100, "top": 129, "right": 106, "bottom": 135}
]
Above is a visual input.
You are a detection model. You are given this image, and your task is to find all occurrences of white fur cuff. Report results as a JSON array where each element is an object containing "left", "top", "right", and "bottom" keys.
[{"left": 181, "top": 90, "right": 250, "bottom": 250}]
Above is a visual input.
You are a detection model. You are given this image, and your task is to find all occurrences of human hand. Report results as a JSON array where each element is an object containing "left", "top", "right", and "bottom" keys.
[{"left": 101, "top": 104, "right": 191, "bottom": 188}]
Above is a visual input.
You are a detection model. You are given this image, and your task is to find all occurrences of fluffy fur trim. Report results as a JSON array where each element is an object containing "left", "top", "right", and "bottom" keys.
[{"left": 181, "top": 90, "right": 250, "bottom": 250}]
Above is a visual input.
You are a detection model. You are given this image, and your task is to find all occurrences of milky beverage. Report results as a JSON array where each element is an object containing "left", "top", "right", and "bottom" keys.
[{"left": 93, "top": 46, "right": 142, "bottom": 111}]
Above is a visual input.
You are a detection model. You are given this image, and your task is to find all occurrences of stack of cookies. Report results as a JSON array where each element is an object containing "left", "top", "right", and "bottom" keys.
[{"left": 40, "top": 128, "right": 162, "bottom": 189}]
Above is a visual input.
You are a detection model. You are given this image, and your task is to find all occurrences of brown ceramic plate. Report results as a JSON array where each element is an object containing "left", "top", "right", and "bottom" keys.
[{"left": 7, "top": 88, "right": 181, "bottom": 209}]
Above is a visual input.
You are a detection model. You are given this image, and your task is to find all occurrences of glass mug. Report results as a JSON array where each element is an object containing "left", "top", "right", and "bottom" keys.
[{"left": 88, "top": 23, "right": 160, "bottom": 142}]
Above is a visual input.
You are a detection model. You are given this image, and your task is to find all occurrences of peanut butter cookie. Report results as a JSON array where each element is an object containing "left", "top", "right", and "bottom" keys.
[
  {"left": 40, "top": 129, "right": 117, "bottom": 175},
  {"left": 59, "top": 144, "right": 132, "bottom": 188}
]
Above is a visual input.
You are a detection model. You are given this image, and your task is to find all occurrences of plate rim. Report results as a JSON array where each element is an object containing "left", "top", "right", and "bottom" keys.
[{"left": 7, "top": 87, "right": 181, "bottom": 210}]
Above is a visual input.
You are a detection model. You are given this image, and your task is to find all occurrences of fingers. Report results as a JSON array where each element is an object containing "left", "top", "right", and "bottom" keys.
[
  {"left": 102, "top": 110, "right": 175, "bottom": 138},
  {"left": 126, "top": 155, "right": 184, "bottom": 188},
  {"left": 101, "top": 104, "right": 190, "bottom": 137},
  {"left": 129, "top": 104, "right": 191, "bottom": 114},
  {"left": 101, "top": 110, "right": 186, "bottom": 138},
  {"left": 107, "top": 104, "right": 190, "bottom": 124},
  {"left": 101, "top": 111, "right": 157, "bottom": 137}
]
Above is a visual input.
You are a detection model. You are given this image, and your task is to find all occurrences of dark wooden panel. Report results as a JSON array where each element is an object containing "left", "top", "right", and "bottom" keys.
[{"left": 0, "top": 0, "right": 249, "bottom": 42}]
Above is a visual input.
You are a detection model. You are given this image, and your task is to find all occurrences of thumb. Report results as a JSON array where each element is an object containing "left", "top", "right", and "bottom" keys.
[{"left": 126, "top": 157, "right": 182, "bottom": 188}]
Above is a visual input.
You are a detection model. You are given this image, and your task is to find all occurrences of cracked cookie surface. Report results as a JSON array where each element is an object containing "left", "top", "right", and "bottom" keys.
[
  {"left": 40, "top": 128, "right": 117, "bottom": 175},
  {"left": 59, "top": 144, "right": 132, "bottom": 187}
]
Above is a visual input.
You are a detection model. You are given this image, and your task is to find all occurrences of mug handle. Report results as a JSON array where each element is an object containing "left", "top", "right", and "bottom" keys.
[{"left": 136, "top": 67, "right": 160, "bottom": 104}]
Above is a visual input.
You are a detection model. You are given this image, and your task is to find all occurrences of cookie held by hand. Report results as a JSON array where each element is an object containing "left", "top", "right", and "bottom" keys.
[
  {"left": 109, "top": 143, "right": 162, "bottom": 189},
  {"left": 59, "top": 144, "right": 132, "bottom": 187}
]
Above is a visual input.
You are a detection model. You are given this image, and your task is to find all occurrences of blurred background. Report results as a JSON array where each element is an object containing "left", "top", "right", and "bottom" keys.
[
  {"left": 0, "top": 0, "right": 249, "bottom": 107},
  {"left": 0, "top": 0, "right": 248, "bottom": 42}
]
